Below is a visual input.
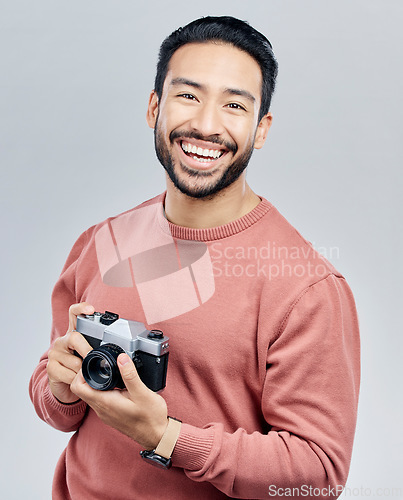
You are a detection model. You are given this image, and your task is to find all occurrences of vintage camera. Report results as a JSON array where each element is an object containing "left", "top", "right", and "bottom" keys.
[{"left": 76, "top": 311, "right": 169, "bottom": 392}]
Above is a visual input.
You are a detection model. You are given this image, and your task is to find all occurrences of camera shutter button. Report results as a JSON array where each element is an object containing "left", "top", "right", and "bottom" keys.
[{"left": 148, "top": 329, "right": 164, "bottom": 340}]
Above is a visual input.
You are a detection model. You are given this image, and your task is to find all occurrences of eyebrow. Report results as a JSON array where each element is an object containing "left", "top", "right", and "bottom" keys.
[
  {"left": 170, "top": 77, "right": 203, "bottom": 90},
  {"left": 169, "top": 77, "right": 256, "bottom": 104},
  {"left": 223, "top": 87, "right": 256, "bottom": 104}
]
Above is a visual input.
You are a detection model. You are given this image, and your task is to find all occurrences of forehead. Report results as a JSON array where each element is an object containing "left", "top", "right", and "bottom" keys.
[{"left": 164, "top": 42, "right": 263, "bottom": 104}]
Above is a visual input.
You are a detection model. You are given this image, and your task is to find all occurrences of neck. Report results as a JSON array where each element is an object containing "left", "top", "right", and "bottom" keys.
[{"left": 164, "top": 174, "right": 261, "bottom": 229}]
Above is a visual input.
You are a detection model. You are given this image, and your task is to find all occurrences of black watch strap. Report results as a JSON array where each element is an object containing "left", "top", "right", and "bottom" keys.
[{"left": 140, "top": 449, "right": 172, "bottom": 469}]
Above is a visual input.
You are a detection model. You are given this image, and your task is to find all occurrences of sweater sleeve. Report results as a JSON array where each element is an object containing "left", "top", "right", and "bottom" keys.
[
  {"left": 171, "top": 274, "right": 360, "bottom": 499},
  {"left": 29, "top": 230, "right": 91, "bottom": 432}
]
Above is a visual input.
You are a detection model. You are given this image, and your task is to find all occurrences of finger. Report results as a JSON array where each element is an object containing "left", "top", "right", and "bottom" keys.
[
  {"left": 47, "top": 360, "right": 79, "bottom": 386},
  {"left": 49, "top": 349, "right": 83, "bottom": 374},
  {"left": 52, "top": 331, "right": 93, "bottom": 359},
  {"left": 70, "top": 370, "right": 112, "bottom": 406},
  {"left": 66, "top": 331, "right": 93, "bottom": 359},
  {"left": 117, "top": 354, "right": 150, "bottom": 399},
  {"left": 70, "top": 370, "right": 91, "bottom": 400},
  {"left": 68, "top": 302, "right": 95, "bottom": 332}
]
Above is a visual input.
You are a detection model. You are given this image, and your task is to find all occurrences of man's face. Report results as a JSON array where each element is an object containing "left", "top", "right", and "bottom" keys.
[{"left": 147, "top": 42, "right": 272, "bottom": 199}]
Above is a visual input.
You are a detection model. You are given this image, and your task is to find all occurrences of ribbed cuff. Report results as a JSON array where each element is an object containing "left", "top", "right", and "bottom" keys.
[
  {"left": 171, "top": 423, "right": 215, "bottom": 471},
  {"left": 43, "top": 384, "right": 87, "bottom": 416}
]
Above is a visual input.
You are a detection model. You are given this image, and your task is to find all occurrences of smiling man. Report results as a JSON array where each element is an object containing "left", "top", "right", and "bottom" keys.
[
  {"left": 150, "top": 42, "right": 271, "bottom": 205},
  {"left": 30, "top": 16, "right": 360, "bottom": 500}
]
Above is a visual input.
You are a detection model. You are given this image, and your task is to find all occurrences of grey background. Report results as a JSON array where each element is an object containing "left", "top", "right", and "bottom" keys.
[{"left": 1, "top": 0, "right": 402, "bottom": 498}]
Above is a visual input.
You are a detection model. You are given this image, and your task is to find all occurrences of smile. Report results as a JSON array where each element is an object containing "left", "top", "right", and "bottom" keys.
[{"left": 181, "top": 141, "right": 224, "bottom": 163}]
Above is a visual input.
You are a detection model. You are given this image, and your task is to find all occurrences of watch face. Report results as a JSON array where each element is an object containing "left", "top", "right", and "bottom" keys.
[{"left": 140, "top": 450, "right": 172, "bottom": 469}]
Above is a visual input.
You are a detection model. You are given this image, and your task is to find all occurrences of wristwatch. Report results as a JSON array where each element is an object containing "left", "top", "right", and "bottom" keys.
[{"left": 140, "top": 417, "right": 182, "bottom": 469}]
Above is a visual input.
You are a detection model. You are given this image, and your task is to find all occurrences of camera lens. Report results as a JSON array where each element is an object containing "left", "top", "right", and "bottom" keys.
[
  {"left": 82, "top": 344, "right": 125, "bottom": 390},
  {"left": 99, "top": 359, "right": 112, "bottom": 378},
  {"left": 88, "top": 357, "right": 112, "bottom": 382}
]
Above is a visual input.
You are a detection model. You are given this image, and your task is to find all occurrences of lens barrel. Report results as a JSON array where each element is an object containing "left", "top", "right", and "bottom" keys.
[{"left": 82, "top": 344, "right": 125, "bottom": 390}]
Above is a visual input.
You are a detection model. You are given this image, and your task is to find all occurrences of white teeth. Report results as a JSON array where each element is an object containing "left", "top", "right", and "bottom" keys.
[
  {"left": 181, "top": 141, "right": 223, "bottom": 160},
  {"left": 192, "top": 156, "right": 211, "bottom": 163}
]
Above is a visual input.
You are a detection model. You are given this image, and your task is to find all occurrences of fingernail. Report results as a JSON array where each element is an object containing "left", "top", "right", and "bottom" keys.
[
  {"left": 118, "top": 353, "right": 131, "bottom": 366},
  {"left": 84, "top": 305, "right": 94, "bottom": 314}
]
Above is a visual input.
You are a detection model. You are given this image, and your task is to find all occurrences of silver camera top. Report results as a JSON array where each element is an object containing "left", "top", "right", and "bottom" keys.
[{"left": 76, "top": 312, "right": 169, "bottom": 358}]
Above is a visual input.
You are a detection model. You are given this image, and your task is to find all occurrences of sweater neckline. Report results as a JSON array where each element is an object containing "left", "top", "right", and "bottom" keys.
[{"left": 156, "top": 194, "right": 273, "bottom": 242}]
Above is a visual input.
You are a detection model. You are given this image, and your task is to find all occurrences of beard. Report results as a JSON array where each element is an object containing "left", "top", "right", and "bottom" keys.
[{"left": 154, "top": 123, "right": 255, "bottom": 200}]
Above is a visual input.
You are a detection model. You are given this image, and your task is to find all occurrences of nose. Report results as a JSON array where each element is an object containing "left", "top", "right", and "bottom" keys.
[{"left": 189, "top": 102, "right": 225, "bottom": 138}]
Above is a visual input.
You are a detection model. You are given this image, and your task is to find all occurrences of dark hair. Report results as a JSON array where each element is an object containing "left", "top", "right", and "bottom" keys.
[{"left": 154, "top": 16, "right": 278, "bottom": 121}]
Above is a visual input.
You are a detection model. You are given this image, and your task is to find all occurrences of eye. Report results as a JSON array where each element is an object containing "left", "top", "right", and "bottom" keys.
[
  {"left": 226, "top": 103, "right": 246, "bottom": 111},
  {"left": 178, "top": 93, "right": 197, "bottom": 101}
]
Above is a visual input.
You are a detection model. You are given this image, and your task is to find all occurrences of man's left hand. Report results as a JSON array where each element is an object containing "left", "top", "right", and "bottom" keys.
[{"left": 70, "top": 353, "right": 168, "bottom": 450}]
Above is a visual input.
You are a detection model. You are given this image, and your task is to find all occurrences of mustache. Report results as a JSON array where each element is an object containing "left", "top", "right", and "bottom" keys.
[{"left": 169, "top": 130, "right": 238, "bottom": 155}]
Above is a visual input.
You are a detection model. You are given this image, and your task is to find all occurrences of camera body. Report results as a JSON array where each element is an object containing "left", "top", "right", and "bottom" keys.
[{"left": 76, "top": 311, "right": 169, "bottom": 392}]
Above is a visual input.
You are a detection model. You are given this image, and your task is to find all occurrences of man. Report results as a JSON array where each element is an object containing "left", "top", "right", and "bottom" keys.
[{"left": 29, "top": 16, "right": 360, "bottom": 500}]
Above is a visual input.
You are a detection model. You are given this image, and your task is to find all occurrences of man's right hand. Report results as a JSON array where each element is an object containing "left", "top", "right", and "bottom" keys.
[{"left": 47, "top": 302, "right": 95, "bottom": 404}]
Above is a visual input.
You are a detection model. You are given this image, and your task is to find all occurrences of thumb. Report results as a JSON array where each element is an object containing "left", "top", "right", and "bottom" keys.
[{"left": 117, "top": 353, "right": 147, "bottom": 396}]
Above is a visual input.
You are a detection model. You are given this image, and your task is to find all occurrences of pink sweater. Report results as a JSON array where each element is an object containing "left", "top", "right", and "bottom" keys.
[{"left": 29, "top": 194, "right": 360, "bottom": 499}]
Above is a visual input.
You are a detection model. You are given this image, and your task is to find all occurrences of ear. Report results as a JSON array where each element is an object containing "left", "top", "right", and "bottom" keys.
[
  {"left": 146, "top": 90, "right": 159, "bottom": 129},
  {"left": 254, "top": 112, "right": 273, "bottom": 149}
]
